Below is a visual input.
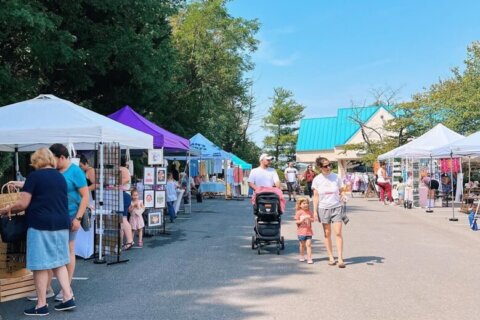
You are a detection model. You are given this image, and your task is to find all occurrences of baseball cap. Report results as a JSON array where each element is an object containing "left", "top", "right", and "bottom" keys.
[{"left": 259, "top": 153, "right": 274, "bottom": 162}]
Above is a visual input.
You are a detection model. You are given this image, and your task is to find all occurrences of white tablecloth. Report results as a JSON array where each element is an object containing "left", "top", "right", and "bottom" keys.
[
  {"left": 75, "top": 220, "right": 94, "bottom": 259},
  {"left": 174, "top": 189, "right": 185, "bottom": 213}
]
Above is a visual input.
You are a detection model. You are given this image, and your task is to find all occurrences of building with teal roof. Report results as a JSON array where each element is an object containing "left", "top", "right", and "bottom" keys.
[{"left": 296, "top": 106, "right": 394, "bottom": 177}]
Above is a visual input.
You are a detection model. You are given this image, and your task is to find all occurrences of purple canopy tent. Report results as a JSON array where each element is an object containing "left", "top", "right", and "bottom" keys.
[{"left": 108, "top": 105, "right": 189, "bottom": 151}]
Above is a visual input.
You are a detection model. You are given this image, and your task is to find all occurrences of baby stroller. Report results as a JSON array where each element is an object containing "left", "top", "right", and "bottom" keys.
[{"left": 251, "top": 192, "right": 285, "bottom": 255}]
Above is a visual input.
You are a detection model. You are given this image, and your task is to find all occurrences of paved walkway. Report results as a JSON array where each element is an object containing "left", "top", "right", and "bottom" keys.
[{"left": 1, "top": 197, "right": 479, "bottom": 320}]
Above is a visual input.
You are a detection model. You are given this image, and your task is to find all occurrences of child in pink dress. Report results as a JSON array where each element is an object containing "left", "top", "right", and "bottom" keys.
[
  {"left": 295, "top": 197, "right": 314, "bottom": 264},
  {"left": 128, "top": 189, "right": 145, "bottom": 247}
]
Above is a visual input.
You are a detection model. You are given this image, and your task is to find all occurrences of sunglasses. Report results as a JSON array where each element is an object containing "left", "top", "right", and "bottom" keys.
[{"left": 321, "top": 163, "right": 332, "bottom": 169}]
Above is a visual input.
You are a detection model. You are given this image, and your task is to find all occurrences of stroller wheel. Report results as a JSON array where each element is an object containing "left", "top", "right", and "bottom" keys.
[
  {"left": 280, "top": 237, "right": 285, "bottom": 250},
  {"left": 276, "top": 245, "right": 281, "bottom": 255},
  {"left": 251, "top": 236, "right": 256, "bottom": 249},
  {"left": 257, "top": 247, "right": 261, "bottom": 255}
]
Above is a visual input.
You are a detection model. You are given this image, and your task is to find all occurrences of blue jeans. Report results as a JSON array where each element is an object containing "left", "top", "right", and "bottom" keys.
[{"left": 167, "top": 201, "right": 176, "bottom": 222}]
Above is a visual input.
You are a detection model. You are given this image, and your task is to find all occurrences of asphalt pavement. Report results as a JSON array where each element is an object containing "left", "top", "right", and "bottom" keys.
[{"left": 1, "top": 196, "right": 480, "bottom": 320}]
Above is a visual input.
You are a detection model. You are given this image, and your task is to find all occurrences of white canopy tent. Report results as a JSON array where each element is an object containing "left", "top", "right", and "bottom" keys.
[
  {"left": 378, "top": 124, "right": 464, "bottom": 160},
  {"left": 0, "top": 94, "right": 153, "bottom": 152},
  {"left": 0, "top": 95, "right": 153, "bottom": 262},
  {"left": 430, "top": 130, "right": 480, "bottom": 158}
]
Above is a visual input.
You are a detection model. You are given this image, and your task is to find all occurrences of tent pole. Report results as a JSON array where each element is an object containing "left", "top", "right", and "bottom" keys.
[
  {"left": 449, "top": 152, "right": 458, "bottom": 221},
  {"left": 426, "top": 156, "right": 434, "bottom": 212},
  {"left": 14, "top": 146, "right": 20, "bottom": 180}
]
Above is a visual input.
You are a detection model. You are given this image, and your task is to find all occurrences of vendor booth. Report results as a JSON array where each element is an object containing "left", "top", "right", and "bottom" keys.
[
  {"left": 431, "top": 130, "right": 480, "bottom": 221},
  {"left": 0, "top": 95, "right": 153, "bottom": 267},
  {"left": 189, "top": 133, "right": 231, "bottom": 197},
  {"left": 227, "top": 153, "right": 252, "bottom": 197},
  {"left": 377, "top": 124, "right": 464, "bottom": 209},
  {"left": 108, "top": 105, "right": 191, "bottom": 214}
]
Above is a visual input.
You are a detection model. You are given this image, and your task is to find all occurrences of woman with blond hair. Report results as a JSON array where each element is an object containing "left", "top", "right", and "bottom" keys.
[{"left": 0, "top": 148, "right": 75, "bottom": 315}]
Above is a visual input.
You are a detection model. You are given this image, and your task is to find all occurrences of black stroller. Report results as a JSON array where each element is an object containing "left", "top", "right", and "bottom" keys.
[{"left": 251, "top": 192, "right": 285, "bottom": 255}]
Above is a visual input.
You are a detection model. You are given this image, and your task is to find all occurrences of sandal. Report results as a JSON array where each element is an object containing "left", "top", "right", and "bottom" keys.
[
  {"left": 338, "top": 262, "right": 346, "bottom": 268},
  {"left": 328, "top": 260, "right": 337, "bottom": 266},
  {"left": 122, "top": 242, "right": 134, "bottom": 251},
  {"left": 138, "top": 241, "right": 143, "bottom": 248}
]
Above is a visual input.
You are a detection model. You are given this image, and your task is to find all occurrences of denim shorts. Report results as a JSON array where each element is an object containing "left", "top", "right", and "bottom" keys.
[
  {"left": 298, "top": 235, "right": 312, "bottom": 241},
  {"left": 27, "top": 228, "right": 69, "bottom": 270}
]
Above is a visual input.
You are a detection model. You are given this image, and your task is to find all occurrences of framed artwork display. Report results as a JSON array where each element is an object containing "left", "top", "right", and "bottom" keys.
[
  {"left": 144, "top": 167, "right": 155, "bottom": 185},
  {"left": 148, "top": 211, "right": 163, "bottom": 227},
  {"left": 154, "top": 190, "right": 166, "bottom": 209},
  {"left": 148, "top": 149, "right": 164, "bottom": 165},
  {"left": 144, "top": 190, "right": 155, "bottom": 208},
  {"left": 155, "top": 167, "right": 167, "bottom": 185}
]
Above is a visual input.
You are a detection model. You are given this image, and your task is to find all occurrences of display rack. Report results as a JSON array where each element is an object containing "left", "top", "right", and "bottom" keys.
[{"left": 93, "top": 142, "right": 128, "bottom": 265}]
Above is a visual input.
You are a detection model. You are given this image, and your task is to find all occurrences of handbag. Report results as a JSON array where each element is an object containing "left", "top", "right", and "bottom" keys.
[
  {"left": 81, "top": 207, "right": 92, "bottom": 231},
  {"left": 0, "top": 183, "right": 21, "bottom": 209},
  {"left": 0, "top": 212, "right": 28, "bottom": 243}
]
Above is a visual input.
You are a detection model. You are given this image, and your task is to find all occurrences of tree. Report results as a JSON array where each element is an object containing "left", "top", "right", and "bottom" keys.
[
  {"left": 263, "top": 87, "right": 305, "bottom": 166},
  {"left": 169, "top": 0, "right": 260, "bottom": 160}
]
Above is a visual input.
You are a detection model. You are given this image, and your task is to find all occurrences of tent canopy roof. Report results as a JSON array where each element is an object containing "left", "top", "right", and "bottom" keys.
[
  {"left": 378, "top": 124, "right": 464, "bottom": 160},
  {"left": 230, "top": 153, "right": 252, "bottom": 170},
  {"left": 0, "top": 95, "right": 153, "bottom": 152},
  {"left": 190, "top": 133, "right": 231, "bottom": 159},
  {"left": 431, "top": 130, "right": 480, "bottom": 157},
  {"left": 108, "top": 106, "right": 189, "bottom": 152}
]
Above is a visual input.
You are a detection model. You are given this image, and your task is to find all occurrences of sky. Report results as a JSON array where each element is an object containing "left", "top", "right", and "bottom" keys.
[{"left": 227, "top": 0, "right": 480, "bottom": 145}]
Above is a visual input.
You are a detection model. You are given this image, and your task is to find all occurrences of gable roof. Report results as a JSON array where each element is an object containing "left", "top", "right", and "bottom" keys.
[{"left": 296, "top": 106, "right": 386, "bottom": 152}]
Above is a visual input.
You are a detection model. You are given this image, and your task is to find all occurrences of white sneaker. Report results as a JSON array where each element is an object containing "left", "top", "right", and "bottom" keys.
[
  {"left": 56, "top": 291, "right": 74, "bottom": 302},
  {"left": 26, "top": 288, "right": 55, "bottom": 301},
  {"left": 55, "top": 291, "right": 63, "bottom": 301},
  {"left": 298, "top": 256, "right": 306, "bottom": 262}
]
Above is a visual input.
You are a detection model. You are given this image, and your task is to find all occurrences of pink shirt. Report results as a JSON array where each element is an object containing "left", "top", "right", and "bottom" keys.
[{"left": 295, "top": 209, "right": 314, "bottom": 236}]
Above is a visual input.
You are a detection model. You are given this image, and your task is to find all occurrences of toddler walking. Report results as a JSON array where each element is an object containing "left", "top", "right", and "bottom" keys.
[
  {"left": 128, "top": 189, "right": 145, "bottom": 247},
  {"left": 295, "top": 197, "right": 314, "bottom": 264}
]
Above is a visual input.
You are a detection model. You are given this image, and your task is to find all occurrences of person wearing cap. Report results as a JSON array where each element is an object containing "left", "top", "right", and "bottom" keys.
[
  {"left": 248, "top": 154, "right": 281, "bottom": 190},
  {"left": 284, "top": 162, "right": 298, "bottom": 201}
]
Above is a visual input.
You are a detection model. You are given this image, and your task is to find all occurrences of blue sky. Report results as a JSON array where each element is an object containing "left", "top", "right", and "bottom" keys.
[{"left": 227, "top": 0, "right": 480, "bottom": 145}]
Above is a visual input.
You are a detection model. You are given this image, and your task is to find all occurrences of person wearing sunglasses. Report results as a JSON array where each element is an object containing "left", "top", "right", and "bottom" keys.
[{"left": 312, "top": 156, "right": 348, "bottom": 268}]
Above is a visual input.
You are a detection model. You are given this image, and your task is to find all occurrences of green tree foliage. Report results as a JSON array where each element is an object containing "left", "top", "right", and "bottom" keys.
[
  {"left": 263, "top": 87, "right": 305, "bottom": 167},
  {"left": 0, "top": 0, "right": 261, "bottom": 175},
  {"left": 169, "top": 0, "right": 260, "bottom": 160}
]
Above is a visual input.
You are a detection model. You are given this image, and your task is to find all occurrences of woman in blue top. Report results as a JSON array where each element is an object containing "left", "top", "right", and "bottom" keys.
[
  {"left": 49, "top": 143, "right": 89, "bottom": 301},
  {"left": 0, "top": 148, "right": 75, "bottom": 315}
]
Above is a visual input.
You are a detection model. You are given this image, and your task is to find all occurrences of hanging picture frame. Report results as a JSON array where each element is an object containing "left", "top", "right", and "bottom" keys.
[
  {"left": 144, "top": 167, "right": 155, "bottom": 185},
  {"left": 144, "top": 190, "right": 155, "bottom": 208},
  {"left": 148, "top": 211, "right": 163, "bottom": 227},
  {"left": 155, "top": 167, "right": 167, "bottom": 185},
  {"left": 148, "top": 149, "right": 164, "bottom": 165},
  {"left": 154, "top": 190, "right": 166, "bottom": 209}
]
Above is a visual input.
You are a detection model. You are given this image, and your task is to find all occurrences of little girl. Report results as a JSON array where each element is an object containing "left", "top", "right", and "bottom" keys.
[
  {"left": 295, "top": 197, "right": 314, "bottom": 264},
  {"left": 128, "top": 189, "right": 145, "bottom": 247}
]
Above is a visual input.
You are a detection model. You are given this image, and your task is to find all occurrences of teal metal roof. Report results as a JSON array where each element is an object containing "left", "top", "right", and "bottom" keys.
[
  {"left": 297, "top": 106, "right": 386, "bottom": 151},
  {"left": 334, "top": 106, "right": 381, "bottom": 146},
  {"left": 297, "top": 117, "right": 338, "bottom": 151}
]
